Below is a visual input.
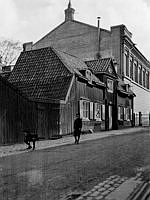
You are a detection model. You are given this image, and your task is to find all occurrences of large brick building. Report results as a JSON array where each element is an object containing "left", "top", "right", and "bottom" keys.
[{"left": 23, "top": 1, "right": 150, "bottom": 115}]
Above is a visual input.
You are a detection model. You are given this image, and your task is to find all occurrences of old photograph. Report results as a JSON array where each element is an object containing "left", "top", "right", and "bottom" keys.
[{"left": 0, "top": 0, "right": 150, "bottom": 199}]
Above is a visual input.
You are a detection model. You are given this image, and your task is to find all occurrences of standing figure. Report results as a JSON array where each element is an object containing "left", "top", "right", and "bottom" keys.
[{"left": 74, "top": 113, "right": 82, "bottom": 144}]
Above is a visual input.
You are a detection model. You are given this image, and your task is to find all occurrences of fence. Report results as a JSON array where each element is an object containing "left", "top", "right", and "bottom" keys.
[{"left": 134, "top": 112, "right": 150, "bottom": 127}]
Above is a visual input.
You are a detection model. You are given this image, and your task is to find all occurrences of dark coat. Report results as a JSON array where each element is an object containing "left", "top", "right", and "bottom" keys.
[
  {"left": 24, "top": 132, "right": 38, "bottom": 142},
  {"left": 74, "top": 117, "right": 82, "bottom": 130}
]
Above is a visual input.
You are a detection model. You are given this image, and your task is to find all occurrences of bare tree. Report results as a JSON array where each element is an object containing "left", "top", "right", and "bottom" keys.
[{"left": 0, "top": 38, "right": 22, "bottom": 66}]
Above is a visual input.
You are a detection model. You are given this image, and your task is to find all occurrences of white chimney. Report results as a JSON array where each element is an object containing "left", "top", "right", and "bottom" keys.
[{"left": 23, "top": 42, "right": 33, "bottom": 51}]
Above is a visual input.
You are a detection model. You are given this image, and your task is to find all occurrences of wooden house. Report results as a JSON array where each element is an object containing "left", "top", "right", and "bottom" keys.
[
  {"left": 8, "top": 47, "right": 106, "bottom": 138},
  {"left": 86, "top": 58, "right": 135, "bottom": 130}
]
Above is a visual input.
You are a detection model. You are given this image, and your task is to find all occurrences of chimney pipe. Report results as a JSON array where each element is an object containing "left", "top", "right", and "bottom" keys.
[{"left": 97, "top": 17, "right": 101, "bottom": 59}]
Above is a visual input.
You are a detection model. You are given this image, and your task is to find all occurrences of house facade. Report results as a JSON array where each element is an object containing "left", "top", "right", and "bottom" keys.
[
  {"left": 8, "top": 47, "right": 134, "bottom": 139},
  {"left": 26, "top": 1, "right": 150, "bottom": 116},
  {"left": 8, "top": 47, "right": 107, "bottom": 137},
  {"left": 86, "top": 58, "right": 135, "bottom": 130}
]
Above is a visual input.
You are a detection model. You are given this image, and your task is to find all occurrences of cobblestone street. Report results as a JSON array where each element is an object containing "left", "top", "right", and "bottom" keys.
[
  {"left": 0, "top": 127, "right": 150, "bottom": 200},
  {"left": 0, "top": 127, "right": 148, "bottom": 157}
]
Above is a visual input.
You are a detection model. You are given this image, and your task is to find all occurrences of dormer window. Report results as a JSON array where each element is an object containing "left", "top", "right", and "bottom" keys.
[
  {"left": 107, "top": 79, "right": 113, "bottom": 93},
  {"left": 85, "top": 70, "right": 93, "bottom": 83},
  {"left": 108, "top": 65, "right": 113, "bottom": 74},
  {"left": 123, "top": 84, "right": 130, "bottom": 92},
  {"left": 125, "top": 84, "right": 130, "bottom": 92}
]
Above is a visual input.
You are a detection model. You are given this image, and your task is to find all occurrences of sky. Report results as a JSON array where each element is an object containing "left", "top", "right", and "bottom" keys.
[{"left": 0, "top": 0, "right": 150, "bottom": 60}]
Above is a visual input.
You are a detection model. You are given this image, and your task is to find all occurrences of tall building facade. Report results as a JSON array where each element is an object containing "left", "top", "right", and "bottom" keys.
[{"left": 25, "top": 1, "right": 150, "bottom": 114}]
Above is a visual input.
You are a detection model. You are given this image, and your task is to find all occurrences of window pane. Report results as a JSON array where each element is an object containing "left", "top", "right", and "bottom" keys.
[
  {"left": 94, "top": 103, "right": 101, "bottom": 120},
  {"left": 90, "top": 102, "right": 94, "bottom": 119}
]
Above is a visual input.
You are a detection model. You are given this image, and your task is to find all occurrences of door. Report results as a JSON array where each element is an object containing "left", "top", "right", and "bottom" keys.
[
  {"left": 37, "top": 108, "right": 47, "bottom": 139},
  {"left": 109, "top": 105, "right": 112, "bottom": 130}
]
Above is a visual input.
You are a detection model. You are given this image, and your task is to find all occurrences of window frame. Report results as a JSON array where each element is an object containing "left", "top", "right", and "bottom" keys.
[
  {"left": 94, "top": 102, "right": 102, "bottom": 121},
  {"left": 118, "top": 106, "right": 124, "bottom": 121},
  {"left": 107, "top": 79, "right": 114, "bottom": 93}
]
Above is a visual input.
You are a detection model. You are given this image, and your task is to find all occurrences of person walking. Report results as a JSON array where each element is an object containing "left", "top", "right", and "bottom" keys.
[{"left": 74, "top": 113, "right": 82, "bottom": 144}]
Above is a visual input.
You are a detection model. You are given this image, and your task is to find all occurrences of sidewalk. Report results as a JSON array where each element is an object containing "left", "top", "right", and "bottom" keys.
[{"left": 0, "top": 126, "right": 149, "bottom": 158}]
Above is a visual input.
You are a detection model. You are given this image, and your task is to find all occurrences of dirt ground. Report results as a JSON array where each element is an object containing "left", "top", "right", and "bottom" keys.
[{"left": 1, "top": 131, "right": 150, "bottom": 200}]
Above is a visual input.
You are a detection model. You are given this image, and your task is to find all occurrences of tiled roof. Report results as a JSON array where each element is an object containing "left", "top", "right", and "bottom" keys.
[
  {"left": 8, "top": 47, "right": 104, "bottom": 103},
  {"left": 8, "top": 47, "right": 73, "bottom": 102},
  {"left": 117, "top": 78, "right": 135, "bottom": 97},
  {"left": 55, "top": 49, "right": 103, "bottom": 85},
  {"left": 85, "top": 58, "right": 112, "bottom": 73},
  {"left": 53, "top": 48, "right": 87, "bottom": 76}
]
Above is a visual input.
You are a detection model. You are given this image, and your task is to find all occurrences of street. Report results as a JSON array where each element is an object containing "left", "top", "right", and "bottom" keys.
[{"left": 1, "top": 130, "right": 150, "bottom": 200}]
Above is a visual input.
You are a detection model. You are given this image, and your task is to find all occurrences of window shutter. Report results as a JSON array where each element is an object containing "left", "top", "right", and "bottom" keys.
[
  {"left": 90, "top": 102, "right": 94, "bottom": 119},
  {"left": 124, "top": 108, "right": 126, "bottom": 120},
  {"left": 102, "top": 104, "right": 105, "bottom": 120},
  {"left": 79, "top": 100, "right": 83, "bottom": 118},
  {"left": 94, "top": 103, "right": 98, "bottom": 120},
  {"left": 130, "top": 109, "right": 133, "bottom": 120},
  {"left": 118, "top": 107, "right": 121, "bottom": 120}
]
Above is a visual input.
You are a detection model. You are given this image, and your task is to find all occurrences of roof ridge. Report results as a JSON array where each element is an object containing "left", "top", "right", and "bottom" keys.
[
  {"left": 85, "top": 57, "right": 112, "bottom": 62},
  {"left": 53, "top": 47, "right": 81, "bottom": 59},
  {"left": 33, "top": 21, "right": 66, "bottom": 47},
  {"left": 51, "top": 47, "right": 76, "bottom": 75},
  {"left": 20, "top": 46, "right": 53, "bottom": 54},
  {"left": 73, "top": 20, "right": 110, "bottom": 33}
]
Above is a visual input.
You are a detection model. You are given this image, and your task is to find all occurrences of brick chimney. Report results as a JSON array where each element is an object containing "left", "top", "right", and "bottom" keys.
[
  {"left": 23, "top": 42, "right": 33, "bottom": 51},
  {"left": 64, "top": 0, "right": 75, "bottom": 21}
]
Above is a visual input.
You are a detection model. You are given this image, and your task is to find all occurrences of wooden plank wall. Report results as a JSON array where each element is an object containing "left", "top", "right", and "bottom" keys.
[
  {"left": 60, "top": 79, "right": 105, "bottom": 135},
  {"left": 37, "top": 103, "right": 60, "bottom": 139},
  {"left": 0, "top": 78, "right": 37, "bottom": 145},
  {"left": 60, "top": 80, "right": 77, "bottom": 135}
]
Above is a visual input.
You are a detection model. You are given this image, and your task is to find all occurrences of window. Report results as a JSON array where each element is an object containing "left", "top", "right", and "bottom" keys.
[
  {"left": 80, "top": 100, "right": 89, "bottom": 120},
  {"left": 146, "top": 71, "right": 149, "bottom": 89},
  {"left": 124, "top": 51, "right": 129, "bottom": 76},
  {"left": 94, "top": 103, "right": 101, "bottom": 121},
  {"left": 118, "top": 107, "right": 131, "bottom": 121},
  {"left": 143, "top": 69, "right": 146, "bottom": 87},
  {"left": 107, "top": 79, "right": 113, "bottom": 93},
  {"left": 134, "top": 61, "right": 138, "bottom": 83},
  {"left": 118, "top": 106, "right": 124, "bottom": 120},
  {"left": 138, "top": 65, "right": 142, "bottom": 85},
  {"left": 80, "top": 100, "right": 105, "bottom": 121},
  {"left": 85, "top": 70, "right": 93, "bottom": 84},
  {"left": 125, "top": 84, "right": 129, "bottom": 92},
  {"left": 83, "top": 101, "right": 89, "bottom": 119},
  {"left": 126, "top": 107, "right": 130, "bottom": 121},
  {"left": 130, "top": 57, "right": 134, "bottom": 79}
]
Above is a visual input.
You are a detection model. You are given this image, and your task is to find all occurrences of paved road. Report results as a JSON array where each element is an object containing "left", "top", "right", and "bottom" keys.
[{"left": 1, "top": 130, "right": 150, "bottom": 200}]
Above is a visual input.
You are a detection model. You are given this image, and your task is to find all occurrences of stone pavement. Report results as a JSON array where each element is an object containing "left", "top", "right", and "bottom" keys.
[
  {"left": 0, "top": 126, "right": 149, "bottom": 158},
  {"left": 75, "top": 173, "right": 146, "bottom": 200}
]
